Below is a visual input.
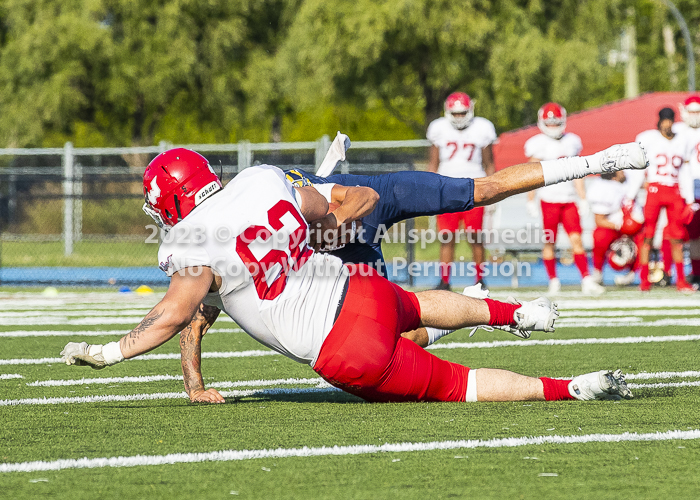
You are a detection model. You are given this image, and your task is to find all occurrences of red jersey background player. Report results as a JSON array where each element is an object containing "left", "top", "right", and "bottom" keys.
[
  {"left": 427, "top": 92, "right": 497, "bottom": 290},
  {"left": 673, "top": 95, "right": 700, "bottom": 285},
  {"left": 632, "top": 107, "right": 695, "bottom": 292},
  {"left": 587, "top": 171, "right": 644, "bottom": 286},
  {"left": 524, "top": 102, "right": 604, "bottom": 296}
]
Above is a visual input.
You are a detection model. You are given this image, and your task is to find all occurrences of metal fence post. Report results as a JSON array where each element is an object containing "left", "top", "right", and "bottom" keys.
[
  {"left": 315, "top": 135, "right": 331, "bottom": 169},
  {"left": 74, "top": 163, "right": 82, "bottom": 242},
  {"left": 237, "top": 140, "right": 251, "bottom": 171},
  {"left": 63, "top": 142, "right": 74, "bottom": 256}
]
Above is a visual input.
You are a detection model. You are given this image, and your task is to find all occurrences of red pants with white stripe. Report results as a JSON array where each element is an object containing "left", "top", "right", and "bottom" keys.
[{"left": 313, "top": 264, "right": 469, "bottom": 402}]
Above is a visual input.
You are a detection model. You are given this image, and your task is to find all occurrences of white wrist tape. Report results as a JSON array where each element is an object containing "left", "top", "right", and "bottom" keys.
[
  {"left": 102, "top": 341, "right": 125, "bottom": 365},
  {"left": 541, "top": 152, "right": 604, "bottom": 186}
]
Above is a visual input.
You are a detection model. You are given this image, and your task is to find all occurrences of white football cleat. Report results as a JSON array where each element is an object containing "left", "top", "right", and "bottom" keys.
[
  {"left": 597, "top": 142, "right": 649, "bottom": 173},
  {"left": 568, "top": 369, "right": 633, "bottom": 401},
  {"left": 614, "top": 270, "right": 636, "bottom": 286},
  {"left": 462, "top": 283, "right": 490, "bottom": 299},
  {"left": 547, "top": 277, "right": 561, "bottom": 296},
  {"left": 582, "top": 275, "right": 605, "bottom": 296},
  {"left": 590, "top": 269, "right": 603, "bottom": 285},
  {"left": 496, "top": 297, "right": 559, "bottom": 339}
]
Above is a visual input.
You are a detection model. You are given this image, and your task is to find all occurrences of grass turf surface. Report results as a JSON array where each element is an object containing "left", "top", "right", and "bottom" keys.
[{"left": 1, "top": 288, "right": 700, "bottom": 499}]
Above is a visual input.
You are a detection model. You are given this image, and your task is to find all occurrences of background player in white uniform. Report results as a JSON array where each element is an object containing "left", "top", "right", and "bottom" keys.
[
  {"left": 427, "top": 92, "right": 497, "bottom": 290},
  {"left": 59, "top": 145, "right": 649, "bottom": 403},
  {"left": 524, "top": 102, "right": 603, "bottom": 296},
  {"left": 631, "top": 107, "right": 695, "bottom": 292},
  {"left": 587, "top": 171, "right": 643, "bottom": 286},
  {"left": 674, "top": 95, "right": 700, "bottom": 284}
]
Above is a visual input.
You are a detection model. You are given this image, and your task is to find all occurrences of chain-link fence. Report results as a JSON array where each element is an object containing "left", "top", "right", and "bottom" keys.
[{"left": 0, "top": 139, "right": 431, "bottom": 287}]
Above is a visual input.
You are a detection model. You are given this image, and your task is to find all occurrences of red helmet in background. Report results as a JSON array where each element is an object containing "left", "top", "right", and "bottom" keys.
[
  {"left": 445, "top": 92, "right": 474, "bottom": 130},
  {"left": 608, "top": 236, "right": 638, "bottom": 271},
  {"left": 537, "top": 102, "right": 567, "bottom": 139},
  {"left": 620, "top": 203, "right": 644, "bottom": 236},
  {"left": 142, "top": 148, "right": 222, "bottom": 229},
  {"left": 679, "top": 95, "right": 700, "bottom": 128}
]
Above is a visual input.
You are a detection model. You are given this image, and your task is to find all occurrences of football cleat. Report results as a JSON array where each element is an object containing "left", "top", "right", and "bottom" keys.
[
  {"left": 547, "top": 277, "right": 561, "bottom": 296},
  {"left": 614, "top": 270, "right": 636, "bottom": 286},
  {"left": 676, "top": 281, "right": 697, "bottom": 294},
  {"left": 582, "top": 275, "right": 605, "bottom": 296},
  {"left": 496, "top": 296, "right": 559, "bottom": 339},
  {"left": 597, "top": 142, "right": 649, "bottom": 173},
  {"left": 568, "top": 369, "right": 633, "bottom": 401}
]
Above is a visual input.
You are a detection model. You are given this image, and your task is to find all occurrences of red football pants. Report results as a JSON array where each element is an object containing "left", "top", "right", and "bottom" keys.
[{"left": 314, "top": 264, "right": 469, "bottom": 402}]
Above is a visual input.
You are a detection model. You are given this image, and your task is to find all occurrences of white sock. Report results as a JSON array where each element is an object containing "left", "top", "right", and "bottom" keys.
[
  {"left": 540, "top": 152, "right": 604, "bottom": 186},
  {"left": 426, "top": 327, "right": 453, "bottom": 346}
]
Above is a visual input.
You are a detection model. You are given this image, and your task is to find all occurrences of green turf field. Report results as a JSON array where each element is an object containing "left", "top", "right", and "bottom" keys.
[{"left": 1, "top": 288, "right": 699, "bottom": 499}]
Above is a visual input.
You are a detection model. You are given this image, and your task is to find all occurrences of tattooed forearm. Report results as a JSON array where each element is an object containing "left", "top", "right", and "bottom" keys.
[
  {"left": 123, "top": 308, "right": 164, "bottom": 349},
  {"left": 180, "top": 324, "right": 204, "bottom": 395}
]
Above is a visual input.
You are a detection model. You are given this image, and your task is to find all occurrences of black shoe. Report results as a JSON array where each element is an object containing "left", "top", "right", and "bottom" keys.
[
  {"left": 657, "top": 272, "right": 673, "bottom": 287},
  {"left": 688, "top": 274, "right": 700, "bottom": 286},
  {"left": 435, "top": 280, "right": 451, "bottom": 291}
]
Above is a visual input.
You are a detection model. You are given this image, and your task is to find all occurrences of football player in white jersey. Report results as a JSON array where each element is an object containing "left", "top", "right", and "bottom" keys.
[
  {"left": 427, "top": 92, "right": 497, "bottom": 290},
  {"left": 674, "top": 95, "right": 700, "bottom": 284},
  {"left": 587, "top": 171, "right": 644, "bottom": 286},
  {"left": 632, "top": 107, "right": 695, "bottom": 292},
  {"left": 59, "top": 144, "right": 649, "bottom": 404},
  {"left": 524, "top": 103, "right": 603, "bottom": 296}
]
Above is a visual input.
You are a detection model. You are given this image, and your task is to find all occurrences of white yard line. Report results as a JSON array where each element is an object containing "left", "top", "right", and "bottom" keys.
[
  {"left": 3, "top": 333, "right": 700, "bottom": 366},
  {"left": 629, "top": 380, "right": 700, "bottom": 389},
  {"left": 0, "top": 316, "right": 235, "bottom": 326},
  {"left": 556, "top": 318, "right": 700, "bottom": 328},
  {"left": 28, "top": 376, "right": 324, "bottom": 388},
  {"left": 625, "top": 370, "right": 700, "bottom": 380},
  {"left": 1, "top": 429, "right": 698, "bottom": 474},
  {"left": 0, "top": 350, "right": 280, "bottom": 366},
  {"left": 0, "top": 328, "right": 243, "bottom": 338},
  {"left": 0, "top": 374, "right": 23, "bottom": 380},
  {"left": 0, "top": 386, "right": 339, "bottom": 407},
  {"left": 555, "top": 299, "right": 700, "bottom": 309},
  {"left": 427, "top": 333, "right": 700, "bottom": 350}
]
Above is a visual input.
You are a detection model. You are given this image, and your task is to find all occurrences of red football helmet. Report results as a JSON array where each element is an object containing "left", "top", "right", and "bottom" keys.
[
  {"left": 444, "top": 92, "right": 474, "bottom": 129},
  {"left": 608, "top": 236, "right": 638, "bottom": 271},
  {"left": 620, "top": 203, "right": 644, "bottom": 236},
  {"left": 142, "top": 148, "right": 222, "bottom": 228},
  {"left": 679, "top": 95, "right": 700, "bottom": 128},
  {"left": 537, "top": 102, "right": 567, "bottom": 139}
]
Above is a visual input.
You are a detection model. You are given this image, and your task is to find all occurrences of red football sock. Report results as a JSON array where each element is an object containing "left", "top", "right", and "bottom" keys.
[
  {"left": 475, "top": 263, "right": 484, "bottom": 283},
  {"left": 573, "top": 253, "right": 589, "bottom": 278},
  {"left": 640, "top": 264, "right": 650, "bottom": 285},
  {"left": 662, "top": 239, "right": 673, "bottom": 274},
  {"left": 692, "top": 259, "right": 700, "bottom": 277},
  {"left": 540, "top": 377, "right": 575, "bottom": 401},
  {"left": 676, "top": 262, "right": 687, "bottom": 284},
  {"left": 439, "top": 263, "right": 451, "bottom": 284},
  {"left": 484, "top": 299, "right": 520, "bottom": 327},
  {"left": 544, "top": 258, "right": 557, "bottom": 279}
]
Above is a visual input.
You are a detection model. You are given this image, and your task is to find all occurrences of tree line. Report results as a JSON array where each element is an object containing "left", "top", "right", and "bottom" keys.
[{"left": 0, "top": 0, "right": 697, "bottom": 150}]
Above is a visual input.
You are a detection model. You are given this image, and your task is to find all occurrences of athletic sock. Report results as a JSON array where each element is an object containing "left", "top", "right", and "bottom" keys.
[
  {"left": 484, "top": 298, "right": 519, "bottom": 327},
  {"left": 540, "top": 377, "right": 576, "bottom": 401},
  {"left": 544, "top": 258, "right": 557, "bottom": 279},
  {"left": 573, "top": 253, "right": 590, "bottom": 278},
  {"left": 676, "top": 262, "right": 687, "bottom": 285},
  {"left": 426, "top": 327, "right": 453, "bottom": 346},
  {"left": 640, "top": 264, "right": 650, "bottom": 286},
  {"left": 662, "top": 239, "right": 673, "bottom": 275},
  {"left": 439, "top": 262, "right": 451, "bottom": 284},
  {"left": 475, "top": 263, "right": 484, "bottom": 283}
]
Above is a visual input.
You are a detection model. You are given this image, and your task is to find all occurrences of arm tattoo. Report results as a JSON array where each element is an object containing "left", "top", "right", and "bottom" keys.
[
  {"left": 124, "top": 308, "right": 164, "bottom": 349},
  {"left": 180, "top": 323, "right": 204, "bottom": 395}
]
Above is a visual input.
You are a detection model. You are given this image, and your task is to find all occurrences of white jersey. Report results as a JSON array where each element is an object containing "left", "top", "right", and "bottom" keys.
[
  {"left": 157, "top": 165, "right": 349, "bottom": 366},
  {"left": 587, "top": 178, "right": 628, "bottom": 227},
  {"left": 635, "top": 129, "right": 690, "bottom": 187},
  {"left": 426, "top": 116, "right": 497, "bottom": 179},
  {"left": 673, "top": 121, "right": 700, "bottom": 201},
  {"left": 525, "top": 133, "right": 583, "bottom": 204}
]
